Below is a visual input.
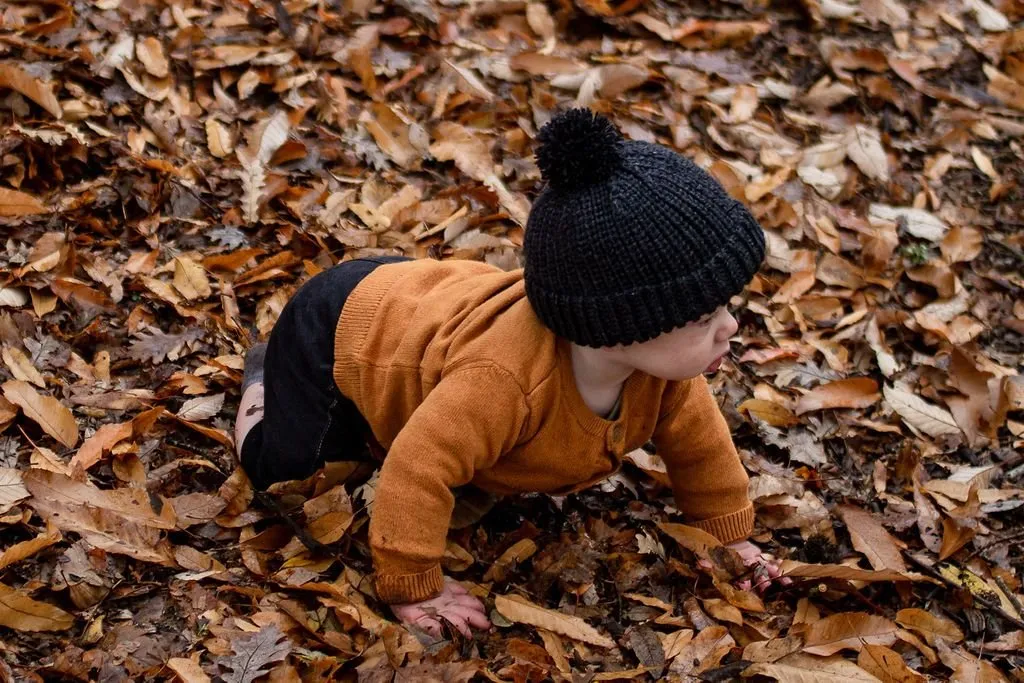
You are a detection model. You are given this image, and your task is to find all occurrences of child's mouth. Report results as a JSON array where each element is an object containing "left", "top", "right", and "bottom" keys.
[{"left": 705, "top": 354, "right": 726, "bottom": 373}]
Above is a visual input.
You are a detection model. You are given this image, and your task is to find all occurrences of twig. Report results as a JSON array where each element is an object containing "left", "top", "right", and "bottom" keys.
[
  {"left": 994, "top": 576, "right": 1024, "bottom": 622},
  {"left": 964, "top": 528, "right": 1024, "bottom": 562},
  {"left": 904, "top": 552, "right": 1024, "bottom": 632}
]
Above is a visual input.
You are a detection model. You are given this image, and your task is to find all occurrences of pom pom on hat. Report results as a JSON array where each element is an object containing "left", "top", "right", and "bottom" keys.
[{"left": 535, "top": 108, "right": 623, "bottom": 191}]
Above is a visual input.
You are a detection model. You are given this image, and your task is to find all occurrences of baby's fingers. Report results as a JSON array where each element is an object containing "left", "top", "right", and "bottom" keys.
[
  {"left": 438, "top": 610, "right": 474, "bottom": 638},
  {"left": 413, "top": 614, "right": 444, "bottom": 638}
]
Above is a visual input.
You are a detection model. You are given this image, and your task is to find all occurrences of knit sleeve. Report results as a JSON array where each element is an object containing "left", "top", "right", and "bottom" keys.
[
  {"left": 651, "top": 376, "right": 754, "bottom": 544},
  {"left": 370, "top": 365, "right": 529, "bottom": 604}
]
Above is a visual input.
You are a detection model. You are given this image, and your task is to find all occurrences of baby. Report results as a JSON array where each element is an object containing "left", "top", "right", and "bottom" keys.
[{"left": 234, "top": 108, "right": 786, "bottom": 638}]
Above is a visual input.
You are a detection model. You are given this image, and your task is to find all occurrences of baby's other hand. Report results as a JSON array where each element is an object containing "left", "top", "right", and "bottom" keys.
[
  {"left": 391, "top": 577, "right": 490, "bottom": 639},
  {"left": 697, "top": 540, "right": 792, "bottom": 594}
]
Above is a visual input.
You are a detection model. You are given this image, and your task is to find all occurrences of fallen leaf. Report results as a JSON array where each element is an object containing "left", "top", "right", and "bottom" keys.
[
  {"left": 494, "top": 594, "right": 614, "bottom": 648},
  {"left": 743, "top": 652, "right": 882, "bottom": 681},
  {"left": 2, "top": 380, "right": 79, "bottom": 448},
  {"left": 668, "top": 624, "right": 734, "bottom": 674},
  {"left": 856, "top": 644, "right": 925, "bottom": 683},
  {"left": 137, "top": 36, "right": 169, "bottom": 78},
  {"left": 869, "top": 204, "right": 948, "bottom": 242},
  {"left": 803, "top": 612, "right": 900, "bottom": 655},
  {"left": 484, "top": 538, "right": 538, "bottom": 582},
  {"left": 167, "top": 657, "right": 212, "bottom": 683},
  {"left": 219, "top": 625, "right": 292, "bottom": 683},
  {"left": 0, "top": 64, "right": 62, "bottom": 118},
  {"left": 173, "top": 257, "right": 213, "bottom": 301},
  {"left": 0, "top": 583, "right": 74, "bottom": 632},
  {"left": 883, "top": 384, "right": 962, "bottom": 438},
  {"left": 0, "top": 468, "right": 30, "bottom": 514},
  {"left": 70, "top": 419, "right": 133, "bottom": 471},
  {"left": 779, "top": 560, "right": 937, "bottom": 583},
  {"left": 739, "top": 399, "right": 800, "bottom": 427},
  {"left": 795, "top": 378, "right": 881, "bottom": 415},
  {"left": 0, "top": 527, "right": 61, "bottom": 571},
  {"left": 837, "top": 505, "right": 907, "bottom": 572},
  {"left": 176, "top": 393, "right": 225, "bottom": 421},
  {"left": 895, "top": 608, "right": 964, "bottom": 646},
  {"left": 1, "top": 346, "right": 46, "bottom": 388},
  {"left": 0, "top": 187, "right": 48, "bottom": 217},
  {"left": 846, "top": 125, "right": 889, "bottom": 182}
]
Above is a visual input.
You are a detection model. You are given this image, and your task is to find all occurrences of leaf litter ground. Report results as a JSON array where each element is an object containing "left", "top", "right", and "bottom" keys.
[{"left": 1, "top": 0, "right": 1024, "bottom": 680}]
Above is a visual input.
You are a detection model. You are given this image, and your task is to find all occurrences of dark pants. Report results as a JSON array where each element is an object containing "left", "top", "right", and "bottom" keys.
[{"left": 240, "top": 256, "right": 411, "bottom": 490}]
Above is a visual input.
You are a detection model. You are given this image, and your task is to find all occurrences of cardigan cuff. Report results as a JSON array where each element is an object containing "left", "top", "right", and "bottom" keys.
[
  {"left": 375, "top": 564, "right": 445, "bottom": 604},
  {"left": 689, "top": 503, "right": 755, "bottom": 545}
]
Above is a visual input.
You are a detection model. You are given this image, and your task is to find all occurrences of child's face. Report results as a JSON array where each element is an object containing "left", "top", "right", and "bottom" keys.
[{"left": 613, "top": 306, "right": 738, "bottom": 381}]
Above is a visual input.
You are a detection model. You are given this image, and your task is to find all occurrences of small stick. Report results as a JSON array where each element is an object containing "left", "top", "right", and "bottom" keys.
[
  {"left": 964, "top": 528, "right": 1024, "bottom": 562},
  {"left": 904, "top": 552, "right": 1024, "bottom": 632}
]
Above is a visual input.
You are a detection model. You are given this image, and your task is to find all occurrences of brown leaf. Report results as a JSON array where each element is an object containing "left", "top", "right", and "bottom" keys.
[
  {"left": 167, "top": 657, "right": 212, "bottom": 683},
  {"left": 837, "top": 505, "right": 907, "bottom": 572},
  {"left": 883, "top": 384, "right": 962, "bottom": 438},
  {"left": 795, "top": 378, "right": 881, "bottom": 415},
  {"left": 176, "top": 393, "right": 225, "bottom": 422},
  {"left": 0, "top": 187, "right": 47, "bottom": 217},
  {"left": 667, "top": 625, "right": 734, "bottom": 674},
  {"left": 744, "top": 652, "right": 883, "bottom": 681},
  {"left": 494, "top": 594, "right": 614, "bottom": 648},
  {"left": 220, "top": 625, "right": 292, "bottom": 683},
  {"left": 0, "top": 582, "right": 74, "bottom": 632},
  {"left": 173, "top": 257, "right": 213, "bottom": 301},
  {"left": 739, "top": 399, "right": 800, "bottom": 427},
  {"left": 743, "top": 635, "right": 805, "bottom": 663},
  {"left": 136, "top": 37, "right": 169, "bottom": 78},
  {"left": 3, "top": 380, "right": 79, "bottom": 448},
  {"left": 2, "top": 346, "right": 46, "bottom": 388},
  {"left": 169, "top": 493, "right": 228, "bottom": 528},
  {"left": 780, "top": 559, "right": 938, "bottom": 584},
  {"left": 803, "top": 612, "right": 899, "bottom": 655},
  {"left": 657, "top": 522, "right": 722, "bottom": 553},
  {"left": 70, "top": 420, "right": 133, "bottom": 471},
  {"left": 937, "top": 641, "right": 1010, "bottom": 683},
  {"left": 0, "top": 64, "right": 62, "bottom": 118},
  {"left": 0, "top": 527, "right": 61, "bottom": 571},
  {"left": 206, "top": 119, "right": 234, "bottom": 159},
  {"left": 895, "top": 608, "right": 964, "bottom": 646},
  {"left": 941, "top": 226, "right": 984, "bottom": 263},
  {"left": 857, "top": 644, "right": 926, "bottom": 682},
  {"left": 22, "top": 469, "right": 176, "bottom": 564},
  {"left": 0, "top": 468, "right": 30, "bottom": 514},
  {"left": 484, "top": 538, "right": 538, "bottom": 582}
]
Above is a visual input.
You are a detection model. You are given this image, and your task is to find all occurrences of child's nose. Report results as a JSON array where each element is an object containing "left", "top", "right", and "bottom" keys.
[{"left": 719, "top": 311, "right": 739, "bottom": 339}]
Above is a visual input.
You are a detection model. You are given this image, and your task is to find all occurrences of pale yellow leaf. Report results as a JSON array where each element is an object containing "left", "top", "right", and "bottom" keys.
[
  {"left": 167, "top": 657, "right": 212, "bottom": 683},
  {"left": 883, "top": 384, "right": 962, "bottom": 438},
  {"left": 2, "top": 346, "right": 45, "bottom": 388},
  {"left": 176, "top": 393, "right": 224, "bottom": 422},
  {"left": 494, "top": 594, "right": 614, "bottom": 648},
  {"left": 2, "top": 380, "right": 79, "bottom": 448},
  {"left": 205, "top": 119, "right": 234, "bottom": 158},
  {"left": 846, "top": 125, "right": 889, "bottom": 182},
  {"left": 173, "top": 257, "right": 212, "bottom": 301},
  {"left": 0, "top": 468, "right": 29, "bottom": 514}
]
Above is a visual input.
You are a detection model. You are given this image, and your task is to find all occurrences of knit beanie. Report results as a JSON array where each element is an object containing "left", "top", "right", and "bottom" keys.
[{"left": 523, "top": 108, "right": 766, "bottom": 348}]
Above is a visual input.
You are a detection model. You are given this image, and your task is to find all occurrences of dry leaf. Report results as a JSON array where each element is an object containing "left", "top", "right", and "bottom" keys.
[
  {"left": 2, "top": 346, "right": 46, "bottom": 388},
  {"left": 220, "top": 625, "right": 292, "bottom": 683},
  {"left": 0, "top": 468, "right": 29, "bottom": 515},
  {"left": 857, "top": 645, "right": 925, "bottom": 683},
  {"left": 173, "top": 257, "right": 213, "bottom": 300},
  {"left": 869, "top": 204, "right": 947, "bottom": 242},
  {"left": 668, "top": 625, "right": 734, "bottom": 674},
  {"left": 0, "top": 64, "right": 62, "bottom": 118},
  {"left": 795, "top": 378, "right": 881, "bottom": 415},
  {"left": 206, "top": 119, "right": 234, "bottom": 158},
  {"left": 0, "top": 527, "right": 61, "bottom": 571},
  {"left": 176, "top": 393, "right": 225, "bottom": 421},
  {"left": 744, "top": 652, "right": 882, "bottom": 681},
  {"left": 3, "top": 380, "right": 79, "bottom": 448},
  {"left": 780, "top": 560, "right": 937, "bottom": 583},
  {"left": 69, "top": 419, "right": 133, "bottom": 471},
  {"left": 483, "top": 538, "right": 538, "bottom": 582},
  {"left": 739, "top": 399, "right": 800, "bottom": 427},
  {"left": 837, "top": 505, "right": 907, "bottom": 572},
  {"left": 895, "top": 608, "right": 964, "bottom": 646},
  {"left": 137, "top": 37, "right": 169, "bottom": 78},
  {"left": 0, "top": 582, "right": 74, "bottom": 632},
  {"left": 846, "top": 125, "right": 889, "bottom": 182},
  {"left": 494, "top": 594, "right": 614, "bottom": 648},
  {"left": 0, "top": 187, "right": 47, "bottom": 217},
  {"left": 803, "top": 612, "right": 899, "bottom": 655},
  {"left": 883, "top": 384, "right": 962, "bottom": 438},
  {"left": 167, "top": 657, "right": 212, "bottom": 683}
]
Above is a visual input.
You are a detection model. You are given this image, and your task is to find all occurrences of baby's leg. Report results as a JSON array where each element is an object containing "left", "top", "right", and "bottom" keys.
[{"left": 234, "top": 344, "right": 267, "bottom": 456}]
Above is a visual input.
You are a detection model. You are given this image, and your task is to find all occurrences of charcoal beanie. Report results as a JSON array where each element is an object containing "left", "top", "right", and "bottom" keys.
[{"left": 523, "top": 108, "right": 766, "bottom": 348}]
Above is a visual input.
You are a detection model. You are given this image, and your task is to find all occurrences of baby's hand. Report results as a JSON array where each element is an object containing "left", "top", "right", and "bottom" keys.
[
  {"left": 697, "top": 540, "right": 792, "bottom": 594},
  {"left": 724, "top": 540, "right": 792, "bottom": 594},
  {"left": 391, "top": 577, "right": 490, "bottom": 638}
]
